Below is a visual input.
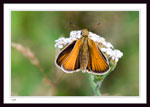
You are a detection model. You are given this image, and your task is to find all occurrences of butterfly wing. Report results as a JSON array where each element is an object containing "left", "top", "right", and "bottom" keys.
[
  {"left": 56, "top": 41, "right": 76, "bottom": 67},
  {"left": 62, "top": 39, "right": 81, "bottom": 71},
  {"left": 87, "top": 38, "right": 109, "bottom": 74}
]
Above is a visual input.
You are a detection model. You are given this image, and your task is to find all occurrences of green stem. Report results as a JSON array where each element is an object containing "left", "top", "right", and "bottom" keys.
[
  {"left": 86, "top": 64, "right": 117, "bottom": 96},
  {"left": 86, "top": 73, "right": 101, "bottom": 96}
]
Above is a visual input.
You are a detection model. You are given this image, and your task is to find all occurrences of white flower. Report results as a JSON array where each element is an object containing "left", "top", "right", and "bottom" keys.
[
  {"left": 100, "top": 48, "right": 107, "bottom": 52},
  {"left": 70, "top": 30, "right": 81, "bottom": 40},
  {"left": 90, "top": 36, "right": 98, "bottom": 42},
  {"left": 55, "top": 30, "right": 82, "bottom": 49},
  {"left": 102, "top": 41, "right": 113, "bottom": 48},
  {"left": 112, "top": 56, "right": 119, "bottom": 62},
  {"left": 113, "top": 49, "right": 123, "bottom": 58},
  {"left": 106, "top": 42, "right": 114, "bottom": 48},
  {"left": 55, "top": 37, "right": 72, "bottom": 49},
  {"left": 58, "top": 45, "right": 63, "bottom": 49},
  {"left": 97, "top": 37, "right": 105, "bottom": 43},
  {"left": 110, "top": 49, "right": 123, "bottom": 62},
  {"left": 101, "top": 48, "right": 123, "bottom": 63},
  {"left": 89, "top": 32, "right": 108, "bottom": 48},
  {"left": 65, "top": 38, "right": 72, "bottom": 44},
  {"left": 101, "top": 48, "right": 113, "bottom": 56}
]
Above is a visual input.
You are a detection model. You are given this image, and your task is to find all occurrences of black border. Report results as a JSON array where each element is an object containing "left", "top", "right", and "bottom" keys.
[{"left": 1, "top": 0, "right": 149, "bottom": 105}]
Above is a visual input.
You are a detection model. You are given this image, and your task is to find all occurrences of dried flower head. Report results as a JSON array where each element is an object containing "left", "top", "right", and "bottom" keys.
[{"left": 12, "top": 42, "right": 44, "bottom": 72}]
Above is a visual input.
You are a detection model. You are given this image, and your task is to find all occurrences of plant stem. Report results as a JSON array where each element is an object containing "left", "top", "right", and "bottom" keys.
[
  {"left": 86, "top": 73, "right": 101, "bottom": 96},
  {"left": 86, "top": 64, "right": 117, "bottom": 96}
]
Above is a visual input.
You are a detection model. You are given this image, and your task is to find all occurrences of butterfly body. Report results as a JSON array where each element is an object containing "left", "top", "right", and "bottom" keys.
[
  {"left": 56, "top": 29, "right": 110, "bottom": 75},
  {"left": 79, "top": 35, "right": 89, "bottom": 71}
]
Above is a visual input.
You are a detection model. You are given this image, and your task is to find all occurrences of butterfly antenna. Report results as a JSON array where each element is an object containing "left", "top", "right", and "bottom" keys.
[{"left": 69, "top": 21, "right": 79, "bottom": 30}]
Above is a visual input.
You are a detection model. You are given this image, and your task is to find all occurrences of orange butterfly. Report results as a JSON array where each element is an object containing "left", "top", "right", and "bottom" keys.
[{"left": 56, "top": 29, "right": 110, "bottom": 75}]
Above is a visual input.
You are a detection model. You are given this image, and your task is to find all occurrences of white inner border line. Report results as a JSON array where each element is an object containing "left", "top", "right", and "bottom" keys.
[{"left": 4, "top": 4, "right": 147, "bottom": 104}]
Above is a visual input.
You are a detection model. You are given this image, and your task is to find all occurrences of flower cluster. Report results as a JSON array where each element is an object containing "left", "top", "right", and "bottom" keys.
[
  {"left": 54, "top": 31, "right": 81, "bottom": 49},
  {"left": 55, "top": 30, "right": 123, "bottom": 63},
  {"left": 55, "top": 38, "right": 72, "bottom": 49}
]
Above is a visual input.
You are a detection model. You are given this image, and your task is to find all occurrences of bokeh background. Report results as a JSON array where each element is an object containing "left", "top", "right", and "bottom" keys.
[{"left": 11, "top": 11, "right": 139, "bottom": 96}]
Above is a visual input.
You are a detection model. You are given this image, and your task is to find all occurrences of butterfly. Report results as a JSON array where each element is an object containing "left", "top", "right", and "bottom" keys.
[{"left": 55, "top": 29, "right": 110, "bottom": 75}]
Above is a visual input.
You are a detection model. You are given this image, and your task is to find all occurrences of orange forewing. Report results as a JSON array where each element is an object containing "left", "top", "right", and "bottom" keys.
[
  {"left": 87, "top": 38, "right": 109, "bottom": 73},
  {"left": 56, "top": 41, "right": 76, "bottom": 67},
  {"left": 62, "top": 39, "right": 81, "bottom": 71}
]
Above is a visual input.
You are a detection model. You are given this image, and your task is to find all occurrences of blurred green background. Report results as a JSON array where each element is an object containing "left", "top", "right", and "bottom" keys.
[{"left": 11, "top": 11, "right": 139, "bottom": 96}]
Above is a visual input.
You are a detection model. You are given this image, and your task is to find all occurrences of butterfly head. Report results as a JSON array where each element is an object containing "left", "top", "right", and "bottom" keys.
[{"left": 81, "top": 29, "right": 89, "bottom": 37}]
